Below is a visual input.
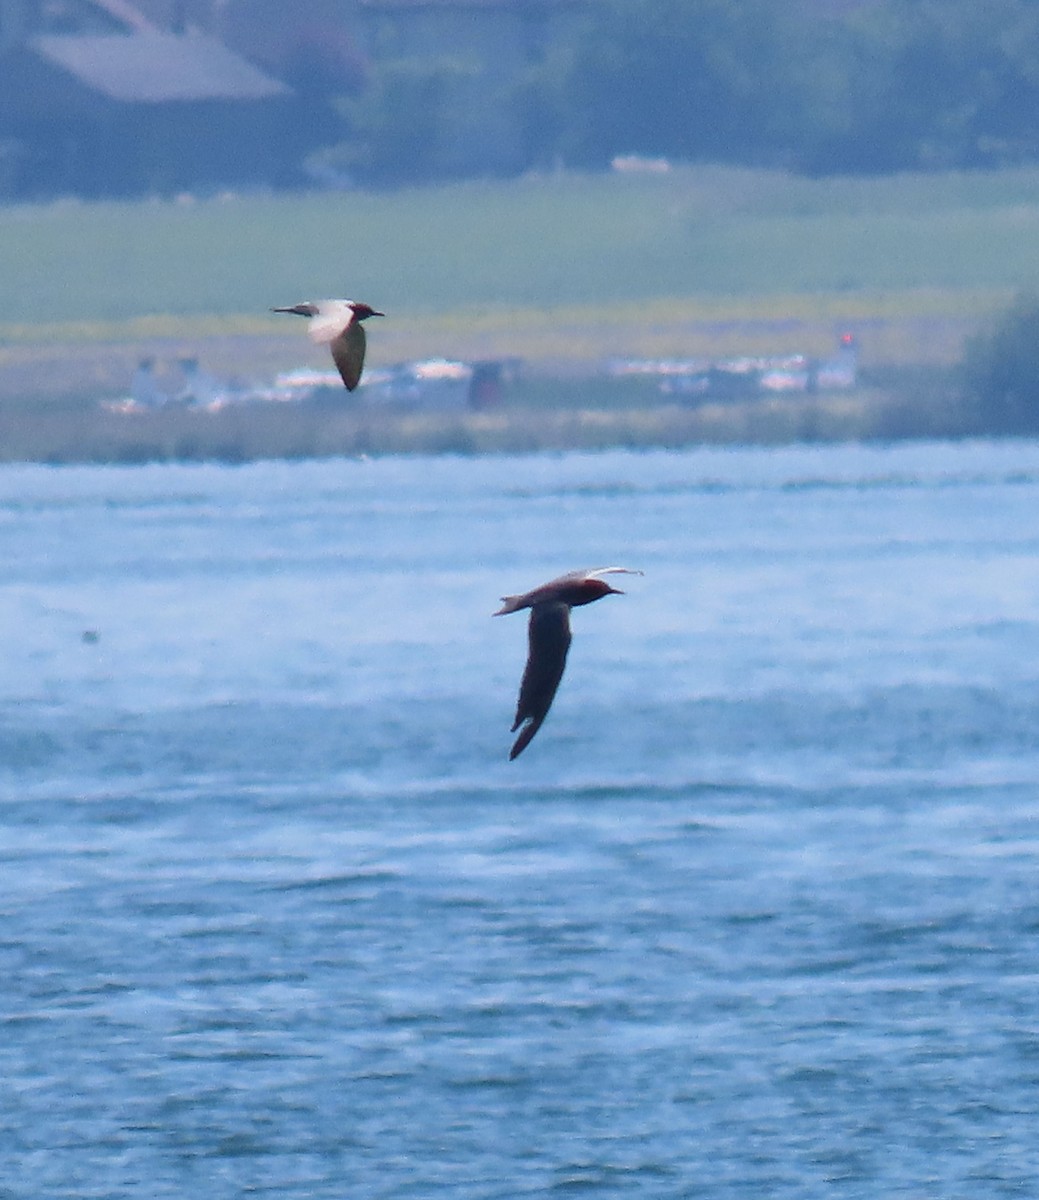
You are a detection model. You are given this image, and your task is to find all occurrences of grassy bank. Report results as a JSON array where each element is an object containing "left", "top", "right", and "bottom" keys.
[
  {"left": 0, "top": 286, "right": 996, "bottom": 411},
  {"left": 0, "top": 165, "right": 1031, "bottom": 458},
  {"left": 0, "top": 398, "right": 871, "bottom": 465},
  {"left": 4, "top": 166, "right": 1039, "bottom": 326},
  {"left": 0, "top": 374, "right": 961, "bottom": 465}
]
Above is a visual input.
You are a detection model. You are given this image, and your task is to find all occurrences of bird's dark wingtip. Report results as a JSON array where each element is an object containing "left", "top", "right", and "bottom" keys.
[{"left": 509, "top": 719, "right": 540, "bottom": 760}]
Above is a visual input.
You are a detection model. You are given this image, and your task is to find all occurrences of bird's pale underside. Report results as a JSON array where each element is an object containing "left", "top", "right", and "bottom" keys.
[
  {"left": 495, "top": 567, "right": 642, "bottom": 760},
  {"left": 271, "top": 299, "right": 383, "bottom": 391}
]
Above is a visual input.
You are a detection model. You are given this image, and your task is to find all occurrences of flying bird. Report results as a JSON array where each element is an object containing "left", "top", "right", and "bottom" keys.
[
  {"left": 271, "top": 299, "right": 384, "bottom": 391},
  {"left": 494, "top": 567, "right": 642, "bottom": 760}
]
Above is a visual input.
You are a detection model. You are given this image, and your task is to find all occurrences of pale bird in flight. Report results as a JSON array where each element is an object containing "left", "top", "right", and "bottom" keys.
[
  {"left": 271, "top": 299, "right": 384, "bottom": 391},
  {"left": 494, "top": 567, "right": 642, "bottom": 760}
]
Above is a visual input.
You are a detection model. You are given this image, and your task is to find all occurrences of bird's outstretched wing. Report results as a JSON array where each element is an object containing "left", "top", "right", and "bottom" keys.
[
  {"left": 271, "top": 303, "right": 319, "bottom": 317},
  {"left": 330, "top": 322, "right": 367, "bottom": 391},
  {"left": 510, "top": 602, "right": 572, "bottom": 760},
  {"left": 495, "top": 567, "right": 642, "bottom": 615}
]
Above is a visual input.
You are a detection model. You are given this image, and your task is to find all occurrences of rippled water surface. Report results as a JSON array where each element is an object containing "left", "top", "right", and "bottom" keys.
[{"left": 2, "top": 441, "right": 1039, "bottom": 1197}]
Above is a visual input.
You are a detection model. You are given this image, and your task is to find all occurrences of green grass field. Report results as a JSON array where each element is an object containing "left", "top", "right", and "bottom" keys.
[
  {"left": 0, "top": 165, "right": 1034, "bottom": 458},
  {"left": 4, "top": 165, "right": 1039, "bottom": 334}
]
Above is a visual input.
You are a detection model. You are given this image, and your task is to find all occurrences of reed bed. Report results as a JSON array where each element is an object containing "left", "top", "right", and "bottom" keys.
[{"left": 0, "top": 383, "right": 956, "bottom": 466}]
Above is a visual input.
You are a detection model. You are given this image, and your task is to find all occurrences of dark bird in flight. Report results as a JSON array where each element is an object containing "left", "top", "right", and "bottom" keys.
[
  {"left": 495, "top": 567, "right": 642, "bottom": 760},
  {"left": 271, "top": 299, "right": 384, "bottom": 390}
]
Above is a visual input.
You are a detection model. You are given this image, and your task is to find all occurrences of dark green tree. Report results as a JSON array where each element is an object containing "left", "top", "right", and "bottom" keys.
[
  {"left": 961, "top": 295, "right": 1039, "bottom": 435},
  {"left": 559, "top": 0, "right": 815, "bottom": 168},
  {"left": 309, "top": 0, "right": 1039, "bottom": 185},
  {"left": 318, "top": 55, "right": 477, "bottom": 186},
  {"left": 810, "top": 0, "right": 1039, "bottom": 172}
]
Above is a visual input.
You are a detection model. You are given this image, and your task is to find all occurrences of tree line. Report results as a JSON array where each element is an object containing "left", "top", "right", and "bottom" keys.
[{"left": 320, "top": 0, "right": 1039, "bottom": 185}]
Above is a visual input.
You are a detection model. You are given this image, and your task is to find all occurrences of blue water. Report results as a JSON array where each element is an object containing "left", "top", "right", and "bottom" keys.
[{"left": 2, "top": 440, "right": 1039, "bottom": 1198}]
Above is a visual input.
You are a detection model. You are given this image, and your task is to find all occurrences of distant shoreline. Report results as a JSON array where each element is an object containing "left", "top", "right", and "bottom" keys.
[
  {"left": 0, "top": 292, "right": 976, "bottom": 463},
  {"left": 0, "top": 383, "right": 953, "bottom": 466}
]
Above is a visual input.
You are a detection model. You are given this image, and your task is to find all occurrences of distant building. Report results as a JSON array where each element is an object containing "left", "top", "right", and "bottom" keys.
[
  {"left": 0, "top": 0, "right": 588, "bottom": 196},
  {"left": 608, "top": 334, "right": 859, "bottom": 402},
  {"left": 0, "top": 0, "right": 297, "bottom": 196},
  {"left": 129, "top": 356, "right": 167, "bottom": 408}
]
